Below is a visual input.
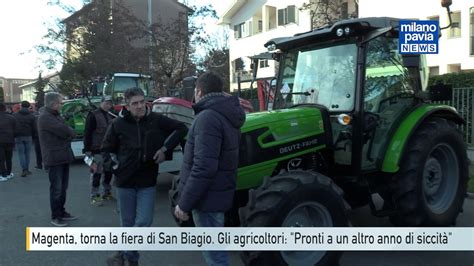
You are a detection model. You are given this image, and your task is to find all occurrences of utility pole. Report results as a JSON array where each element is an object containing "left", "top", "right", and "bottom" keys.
[{"left": 147, "top": 0, "right": 154, "bottom": 73}]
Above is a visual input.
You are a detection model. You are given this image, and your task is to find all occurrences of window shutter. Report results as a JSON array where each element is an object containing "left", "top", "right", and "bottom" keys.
[
  {"left": 287, "top": 6, "right": 296, "bottom": 23},
  {"left": 234, "top": 25, "right": 240, "bottom": 39},
  {"left": 278, "top": 9, "right": 285, "bottom": 26}
]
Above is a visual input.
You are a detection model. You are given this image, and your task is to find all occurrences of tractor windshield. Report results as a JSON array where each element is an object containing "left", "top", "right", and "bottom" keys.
[
  {"left": 276, "top": 43, "right": 357, "bottom": 112},
  {"left": 104, "top": 76, "right": 151, "bottom": 101}
]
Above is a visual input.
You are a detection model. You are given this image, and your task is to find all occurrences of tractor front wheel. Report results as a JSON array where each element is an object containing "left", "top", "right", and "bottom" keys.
[{"left": 239, "top": 171, "right": 350, "bottom": 266}]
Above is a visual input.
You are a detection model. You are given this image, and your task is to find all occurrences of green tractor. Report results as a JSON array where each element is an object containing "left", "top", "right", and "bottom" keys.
[
  {"left": 61, "top": 73, "right": 153, "bottom": 158},
  {"left": 169, "top": 3, "right": 469, "bottom": 265}
]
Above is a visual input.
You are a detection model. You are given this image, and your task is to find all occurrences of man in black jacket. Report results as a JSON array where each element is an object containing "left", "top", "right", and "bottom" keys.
[
  {"left": 83, "top": 95, "right": 115, "bottom": 206},
  {"left": 102, "top": 87, "right": 187, "bottom": 266},
  {"left": 175, "top": 72, "right": 245, "bottom": 266},
  {"left": 0, "top": 103, "right": 17, "bottom": 181},
  {"left": 13, "top": 101, "right": 35, "bottom": 177},
  {"left": 38, "top": 92, "right": 77, "bottom": 227}
]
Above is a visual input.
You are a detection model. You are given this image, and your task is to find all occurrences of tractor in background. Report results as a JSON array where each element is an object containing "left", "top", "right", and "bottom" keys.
[{"left": 62, "top": 73, "right": 154, "bottom": 159}]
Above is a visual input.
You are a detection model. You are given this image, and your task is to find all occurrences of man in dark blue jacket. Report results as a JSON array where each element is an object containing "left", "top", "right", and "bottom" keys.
[
  {"left": 0, "top": 103, "right": 17, "bottom": 181},
  {"left": 175, "top": 72, "right": 245, "bottom": 266},
  {"left": 13, "top": 101, "right": 35, "bottom": 177}
]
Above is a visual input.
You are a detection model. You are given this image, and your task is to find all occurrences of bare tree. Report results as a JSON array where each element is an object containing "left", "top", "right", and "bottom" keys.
[
  {"left": 301, "top": 0, "right": 358, "bottom": 30},
  {"left": 36, "top": 0, "right": 147, "bottom": 95}
]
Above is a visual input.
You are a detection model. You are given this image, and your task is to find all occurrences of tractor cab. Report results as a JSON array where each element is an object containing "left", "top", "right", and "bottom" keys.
[
  {"left": 267, "top": 17, "right": 438, "bottom": 177},
  {"left": 102, "top": 73, "right": 153, "bottom": 104}
]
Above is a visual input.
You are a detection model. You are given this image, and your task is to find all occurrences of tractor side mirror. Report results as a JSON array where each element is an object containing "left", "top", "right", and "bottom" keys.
[
  {"left": 441, "top": 0, "right": 452, "bottom": 8},
  {"left": 429, "top": 83, "right": 452, "bottom": 101},
  {"left": 440, "top": 0, "right": 453, "bottom": 30}
]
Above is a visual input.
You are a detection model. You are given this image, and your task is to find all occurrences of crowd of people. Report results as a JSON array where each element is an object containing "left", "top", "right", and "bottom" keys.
[{"left": 0, "top": 72, "right": 245, "bottom": 266}]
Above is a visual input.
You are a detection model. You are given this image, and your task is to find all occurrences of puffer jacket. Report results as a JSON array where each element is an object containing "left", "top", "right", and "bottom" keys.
[
  {"left": 13, "top": 108, "right": 35, "bottom": 137},
  {"left": 178, "top": 93, "right": 245, "bottom": 213},
  {"left": 0, "top": 111, "right": 17, "bottom": 144}
]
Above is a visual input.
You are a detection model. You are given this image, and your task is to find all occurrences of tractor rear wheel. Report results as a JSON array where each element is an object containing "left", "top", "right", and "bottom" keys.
[
  {"left": 390, "top": 118, "right": 469, "bottom": 226},
  {"left": 239, "top": 171, "right": 350, "bottom": 266}
]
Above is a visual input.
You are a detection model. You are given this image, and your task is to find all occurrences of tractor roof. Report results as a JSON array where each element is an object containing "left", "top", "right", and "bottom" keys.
[
  {"left": 114, "top": 73, "right": 152, "bottom": 79},
  {"left": 266, "top": 17, "right": 404, "bottom": 51}
]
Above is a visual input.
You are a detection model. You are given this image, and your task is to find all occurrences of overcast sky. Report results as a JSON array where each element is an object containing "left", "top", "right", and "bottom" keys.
[{"left": 0, "top": 0, "right": 229, "bottom": 79}]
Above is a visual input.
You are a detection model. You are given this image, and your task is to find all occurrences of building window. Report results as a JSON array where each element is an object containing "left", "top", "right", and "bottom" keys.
[
  {"left": 259, "top": 59, "right": 270, "bottom": 68},
  {"left": 429, "top": 66, "right": 439, "bottom": 76},
  {"left": 234, "top": 23, "right": 244, "bottom": 39},
  {"left": 267, "top": 6, "right": 277, "bottom": 30},
  {"left": 447, "top": 63, "right": 461, "bottom": 73},
  {"left": 449, "top": 11, "right": 461, "bottom": 38},
  {"left": 428, "top": 15, "right": 439, "bottom": 22},
  {"left": 278, "top": 5, "right": 297, "bottom": 26},
  {"left": 470, "top": 8, "right": 474, "bottom": 55}
]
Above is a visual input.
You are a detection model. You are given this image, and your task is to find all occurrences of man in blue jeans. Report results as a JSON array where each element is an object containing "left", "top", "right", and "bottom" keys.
[
  {"left": 175, "top": 72, "right": 245, "bottom": 266},
  {"left": 13, "top": 101, "right": 35, "bottom": 177},
  {"left": 102, "top": 87, "right": 187, "bottom": 266}
]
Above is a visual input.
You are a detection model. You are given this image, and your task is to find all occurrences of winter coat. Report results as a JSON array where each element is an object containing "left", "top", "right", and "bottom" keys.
[
  {"left": 101, "top": 107, "right": 188, "bottom": 188},
  {"left": 13, "top": 108, "right": 35, "bottom": 137},
  {"left": 0, "top": 111, "right": 17, "bottom": 144},
  {"left": 37, "top": 107, "right": 76, "bottom": 167},
  {"left": 83, "top": 108, "right": 114, "bottom": 154},
  {"left": 178, "top": 94, "right": 245, "bottom": 213}
]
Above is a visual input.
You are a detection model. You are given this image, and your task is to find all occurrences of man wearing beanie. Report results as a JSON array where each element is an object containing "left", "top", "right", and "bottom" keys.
[
  {"left": 83, "top": 95, "right": 115, "bottom": 206},
  {"left": 13, "top": 101, "right": 35, "bottom": 177}
]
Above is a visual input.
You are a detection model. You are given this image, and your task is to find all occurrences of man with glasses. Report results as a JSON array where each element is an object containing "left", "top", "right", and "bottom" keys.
[{"left": 38, "top": 92, "right": 77, "bottom": 227}]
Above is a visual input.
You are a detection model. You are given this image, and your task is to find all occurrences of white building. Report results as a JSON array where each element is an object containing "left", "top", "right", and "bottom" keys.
[
  {"left": 359, "top": 0, "right": 474, "bottom": 75},
  {"left": 219, "top": 0, "right": 313, "bottom": 91},
  {"left": 19, "top": 72, "right": 61, "bottom": 102}
]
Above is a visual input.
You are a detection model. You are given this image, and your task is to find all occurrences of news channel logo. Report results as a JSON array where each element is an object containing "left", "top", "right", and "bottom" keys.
[{"left": 399, "top": 20, "right": 439, "bottom": 54}]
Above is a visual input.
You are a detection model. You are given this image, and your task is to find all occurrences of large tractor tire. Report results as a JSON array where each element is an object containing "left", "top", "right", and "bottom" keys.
[
  {"left": 390, "top": 118, "right": 469, "bottom": 226},
  {"left": 239, "top": 171, "right": 351, "bottom": 266},
  {"left": 168, "top": 175, "right": 195, "bottom": 227}
]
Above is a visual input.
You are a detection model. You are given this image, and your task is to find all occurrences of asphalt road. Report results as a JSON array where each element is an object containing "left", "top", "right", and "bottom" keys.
[{"left": 0, "top": 152, "right": 473, "bottom": 266}]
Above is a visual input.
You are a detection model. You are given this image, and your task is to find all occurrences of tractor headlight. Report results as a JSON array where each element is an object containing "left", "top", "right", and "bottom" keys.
[
  {"left": 337, "top": 114, "right": 352, "bottom": 125},
  {"left": 267, "top": 44, "right": 277, "bottom": 52},
  {"left": 336, "top": 28, "right": 344, "bottom": 37}
]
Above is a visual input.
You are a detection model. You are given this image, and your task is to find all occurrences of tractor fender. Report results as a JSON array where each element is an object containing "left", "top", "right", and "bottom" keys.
[{"left": 382, "top": 104, "right": 464, "bottom": 173}]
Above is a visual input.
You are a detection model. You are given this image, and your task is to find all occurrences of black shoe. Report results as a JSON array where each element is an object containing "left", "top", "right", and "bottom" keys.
[
  {"left": 35, "top": 165, "right": 42, "bottom": 169},
  {"left": 128, "top": 260, "right": 139, "bottom": 266},
  {"left": 106, "top": 252, "right": 124, "bottom": 266},
  {"left": 61, "top": 212, "right": 78, "bottom": 221},
  {"left": 51, "top": 218, "right": 68, "bottom": 227}
]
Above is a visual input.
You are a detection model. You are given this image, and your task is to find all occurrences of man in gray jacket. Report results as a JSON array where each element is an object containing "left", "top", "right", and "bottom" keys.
[
  {"left": 0, "top": 103, "right": 17, "bottom": 181},
  {"left": 38, "top": 92, "right": 77, "bottom": 227}
]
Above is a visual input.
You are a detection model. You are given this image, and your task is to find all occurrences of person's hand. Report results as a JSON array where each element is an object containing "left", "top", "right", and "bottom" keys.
[
  {"left": 153, "top": 147, "right": 167, "bottom": 164},
  {"left": 90, "top": 162, "right": 98, "bottom": 173},
  {"left": 102, "top": 152, "right": 111, "bottom": 163},
  {"left": 174, "top": 205, "right": 189, "bottom": 221}
]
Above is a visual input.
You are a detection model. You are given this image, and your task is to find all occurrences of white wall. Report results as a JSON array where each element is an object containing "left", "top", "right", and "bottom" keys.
[
  {"left": 359, "top": 0, "right": 474, "bottom": 74},
  {"left": 225, "top": 0, "right": 312, "bottom": 90}
]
